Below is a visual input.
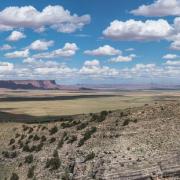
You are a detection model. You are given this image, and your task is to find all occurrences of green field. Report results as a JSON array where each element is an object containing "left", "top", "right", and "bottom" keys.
[{"left": 0, "top": 90, "right": 179, "bottom": 116}]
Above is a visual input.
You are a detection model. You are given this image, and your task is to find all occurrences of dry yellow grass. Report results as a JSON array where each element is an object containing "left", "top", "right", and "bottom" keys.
[{"left": 0, "top": 90, "right": 180, "bottom": 116}]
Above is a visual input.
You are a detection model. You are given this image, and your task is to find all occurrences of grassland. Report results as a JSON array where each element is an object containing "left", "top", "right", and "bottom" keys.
[{"left": 0, "top": 90, "right": 180, "bottom": 116}]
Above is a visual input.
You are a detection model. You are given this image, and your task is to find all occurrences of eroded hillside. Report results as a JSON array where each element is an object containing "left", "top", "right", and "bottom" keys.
[{"left": 0, "top": 102, "right": 180, "bottom": 180}]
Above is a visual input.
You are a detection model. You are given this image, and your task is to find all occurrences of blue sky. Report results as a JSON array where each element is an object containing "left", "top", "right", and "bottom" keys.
[{"left": 0, "top": 0, "right": 180, "bottom": 84}]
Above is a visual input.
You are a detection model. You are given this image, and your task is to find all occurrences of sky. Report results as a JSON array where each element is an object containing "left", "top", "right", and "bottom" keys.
[{"left": 0, "top": 0, "right": 180, "bottom": 84}]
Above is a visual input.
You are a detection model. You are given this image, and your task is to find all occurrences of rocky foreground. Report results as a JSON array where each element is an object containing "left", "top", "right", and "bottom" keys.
[{"left": 0, "top": 102, "right": 180, "bottom": 180}]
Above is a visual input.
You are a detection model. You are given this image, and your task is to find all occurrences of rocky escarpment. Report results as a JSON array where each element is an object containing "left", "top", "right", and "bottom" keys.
[
  {"left": 0, "top": 102, "right": 180, "bottom": 179},
  {"left": 0, "top": 80, "right": 59, "bottom": 90}
]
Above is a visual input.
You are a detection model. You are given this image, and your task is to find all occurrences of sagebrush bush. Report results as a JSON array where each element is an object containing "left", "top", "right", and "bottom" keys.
[
  {"left": 61, "top": 120, "right": 80, "bottom": 129},
  {"left": 9, "top": 138, "right": 15, "bottom": 145},
  {"left": 33, "top": 134, "right": 40, "bottom": 141},
  {"left": 10, "top": 173, "right": 19, "bottom": 180},
  {"left": 45, "top": 150, "right": 61, "bottom": 170},
  {"left": 49, "top": 126, "right": 58, "bottom": 135},
  {"left": 78, "top": 127, "right": 97, "bottom": 147},
  {"left": 22, "top": 125, "right": 29, "bottom": 132},
  {"left": 28, "top": 135, "right": 33, "bottom": 140},
  {"left": 35, "top": 142, "right": 44, "bottom": 152},
  {"left": 77, "top": 122, "right": 88, "bottom": 130},
  {"left": 11, "top": 145, "right": 16, "bottom": 150},
  {"left": 15, "top": 133, "right": 20, "bottom": 139},
  {"left": 49, "top": 137, "right": 56, "bottom": 143},
  {"left": 27, "top": 166, "right": 35, "bottom": 178},
  {"left": 84, "top": 152, "right": 95, "bottom": 162},
  {"left": 2, "top": 151, "right": 9, "bottom": 158},
  {"left": 67, "top": 135, "right": 77, "bottom": 144},
  {"left": 25, "top": 154, "right": 33, "bottom": 164},
  {"left": 41, "top": 135, "right": 47, "bottom": 142},
  {"left": 123, "top": 118, "right": 130, "bottom": 126},
  {"left": 28, "top": 127, "right": 33, "bottom": 134},
  {"left": 57, "top": 138, "right": 64, "bottom": 149},
  {"left": 2, "top": 151, "right": 17, "bottom": 158},
  {"left": 91, "top": 111, "right": 108, "bottom": 122},
  {"left": 11, "top": 151, "right": 17, "bottom": 158},
  {"left": 23, "top": 144, "right": 31, "bottom": 152},
  {"left": 20, "top": 134, "right": 26, "bottom": 140}
]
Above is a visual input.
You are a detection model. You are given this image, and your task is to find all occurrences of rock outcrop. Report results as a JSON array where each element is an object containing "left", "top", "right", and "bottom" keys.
[{"left": 0, "top": 80, "right": 59, "bottom": 90}]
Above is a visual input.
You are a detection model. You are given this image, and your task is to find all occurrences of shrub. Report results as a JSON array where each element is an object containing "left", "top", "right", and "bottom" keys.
[
  {"left": 28, "top": 135, "right": 33, "bottom": 140},
  {"left": 53, "top": 149, "right": 58, "bottom": 158},
  {"left": 24, "top": 143, "right": 43, "bottom": 152},
  {"left": 67, "top": 135, "right": 77, "bottom": 144},
  {"left": 22, "top": 125, "right": 29, "bottom": 131},
  {"left": 25, "top": 140, "right": 30, "bottom": 145},
  {"left": 61, "top": 171, "right": 70, "bottom": 180},
  {"left": 101, "top": 110, "right": 108, "bottom": 117},
  {"left": 120, "top": 112, "right": 125, "bottom": 117},
  {"left": 45, "top": 150, "right": 61, "bottom": 170},
  {"left": 57, "top": 138, "right": 64, "bottom": 149},
  {"left": 84, "top": 152, "right": 95, "bottom": 162},
  {"left": 2, "top": 151, "right": 17, "bottom": 158},
  {"left": 90, "top": 114, "right": 99, "bottom": 122},
  {"left": 15, "top": 133, "right": 20, "bottom": 139},
  {"left": 2, "top": 151, "right": 9, "bottom": 158},
  {"left": 11, "top": 145, "right": 16, "bottom": 150},
  {"left": 11, "top": 151, "right": 17, "bottom": 158},
  {"left": 28, "top": 127, "right": 33, "bottom": 134},
  {"left": 91, "top": 111, "right": 108, "bottom": 123},
  {"left": 25, "top": 154, "right": 33, "bottom": 164},
  {"left": 78, "top": 127, "right": 97, "bottom": 147},
  {"left": 49, "top": 137, "right": 56, "bottom": 143},
  {"left": 23, "top": 144, "right": 31, "bottom": 152},
  {"left": 34, "top": 142, "right": 44, "bottom": 152},
  {"left": 27, "top": 166, "right": 35, "bottom": 178},
  {"left": 77, "top": 122, "right": 88, "bottom": 130},
  {"left": 10, "top": 173, "right": 19, "bottom": 180},
  {"left": 41, "top": 135, "right": 47, "bottom": 142},
  {"left": 9, "top": 138, "right": 15, "bottom": 145},
  {"left": 41, "top": 126, "right": 47, "bottom": 131},
  {"left": 49, "top": 126, "right": 58, "bottom": 135},
  {"left": 123, "top": 119, "right": 130, "bottom": 126},
  {"left": 61, "top": 120, "right": 80, "bottom": 129},
  {"left": 18, "top": 141, "right": 23, "bottom": 149},
  {"left": 33, "top": 135, "right": 40, "bottom": 141},
  {"left": 20, "top": 134, "right": 26, "bottom": 140}
]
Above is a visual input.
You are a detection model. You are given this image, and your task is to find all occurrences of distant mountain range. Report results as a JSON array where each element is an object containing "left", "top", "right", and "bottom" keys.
[
  {"left": 0, "top": 80, "right": 179, "bottom": 90},
  {"left": 0, "top": 80, "right": 59, "bottom": 90}
]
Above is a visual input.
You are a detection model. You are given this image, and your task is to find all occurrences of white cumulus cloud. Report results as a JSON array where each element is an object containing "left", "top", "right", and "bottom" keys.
[
  {"left": 7, "top": 31, "right": 26, "bottom": 41},
  {"left": 0, "top": 62, "right": 14, "bottom": 72},
  {"left": 110, "top": 54, "right": 136, "bottom": 63},
  {"left": 162, "top": 54, "right": 178, "bottom": 59},
  {"left": 33, "top": 43, "right": 78, "bottom": 59},
  {"left": 28, "top": 40, "right": 54, "bottom": 51},
  {"left": 0, "top": 44, "right": 13, "bottom": 51},
  {"left": 131, "top": 0, "right": 180, "bottom": 17},
  {"left": 103, "top": 19, "right": 172, "bottom": 41},
  {"left": 5, "top": 49, "right": 29, "bottom": 58},
  {"left": 0, "top": 6, "right": 91, "bottom": 33},
  {"left": 165, "top": 60, "right": 180, "bottom": 66},
  {"left": 84, "top": 45, "right": 121, "bottom": 56}
]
